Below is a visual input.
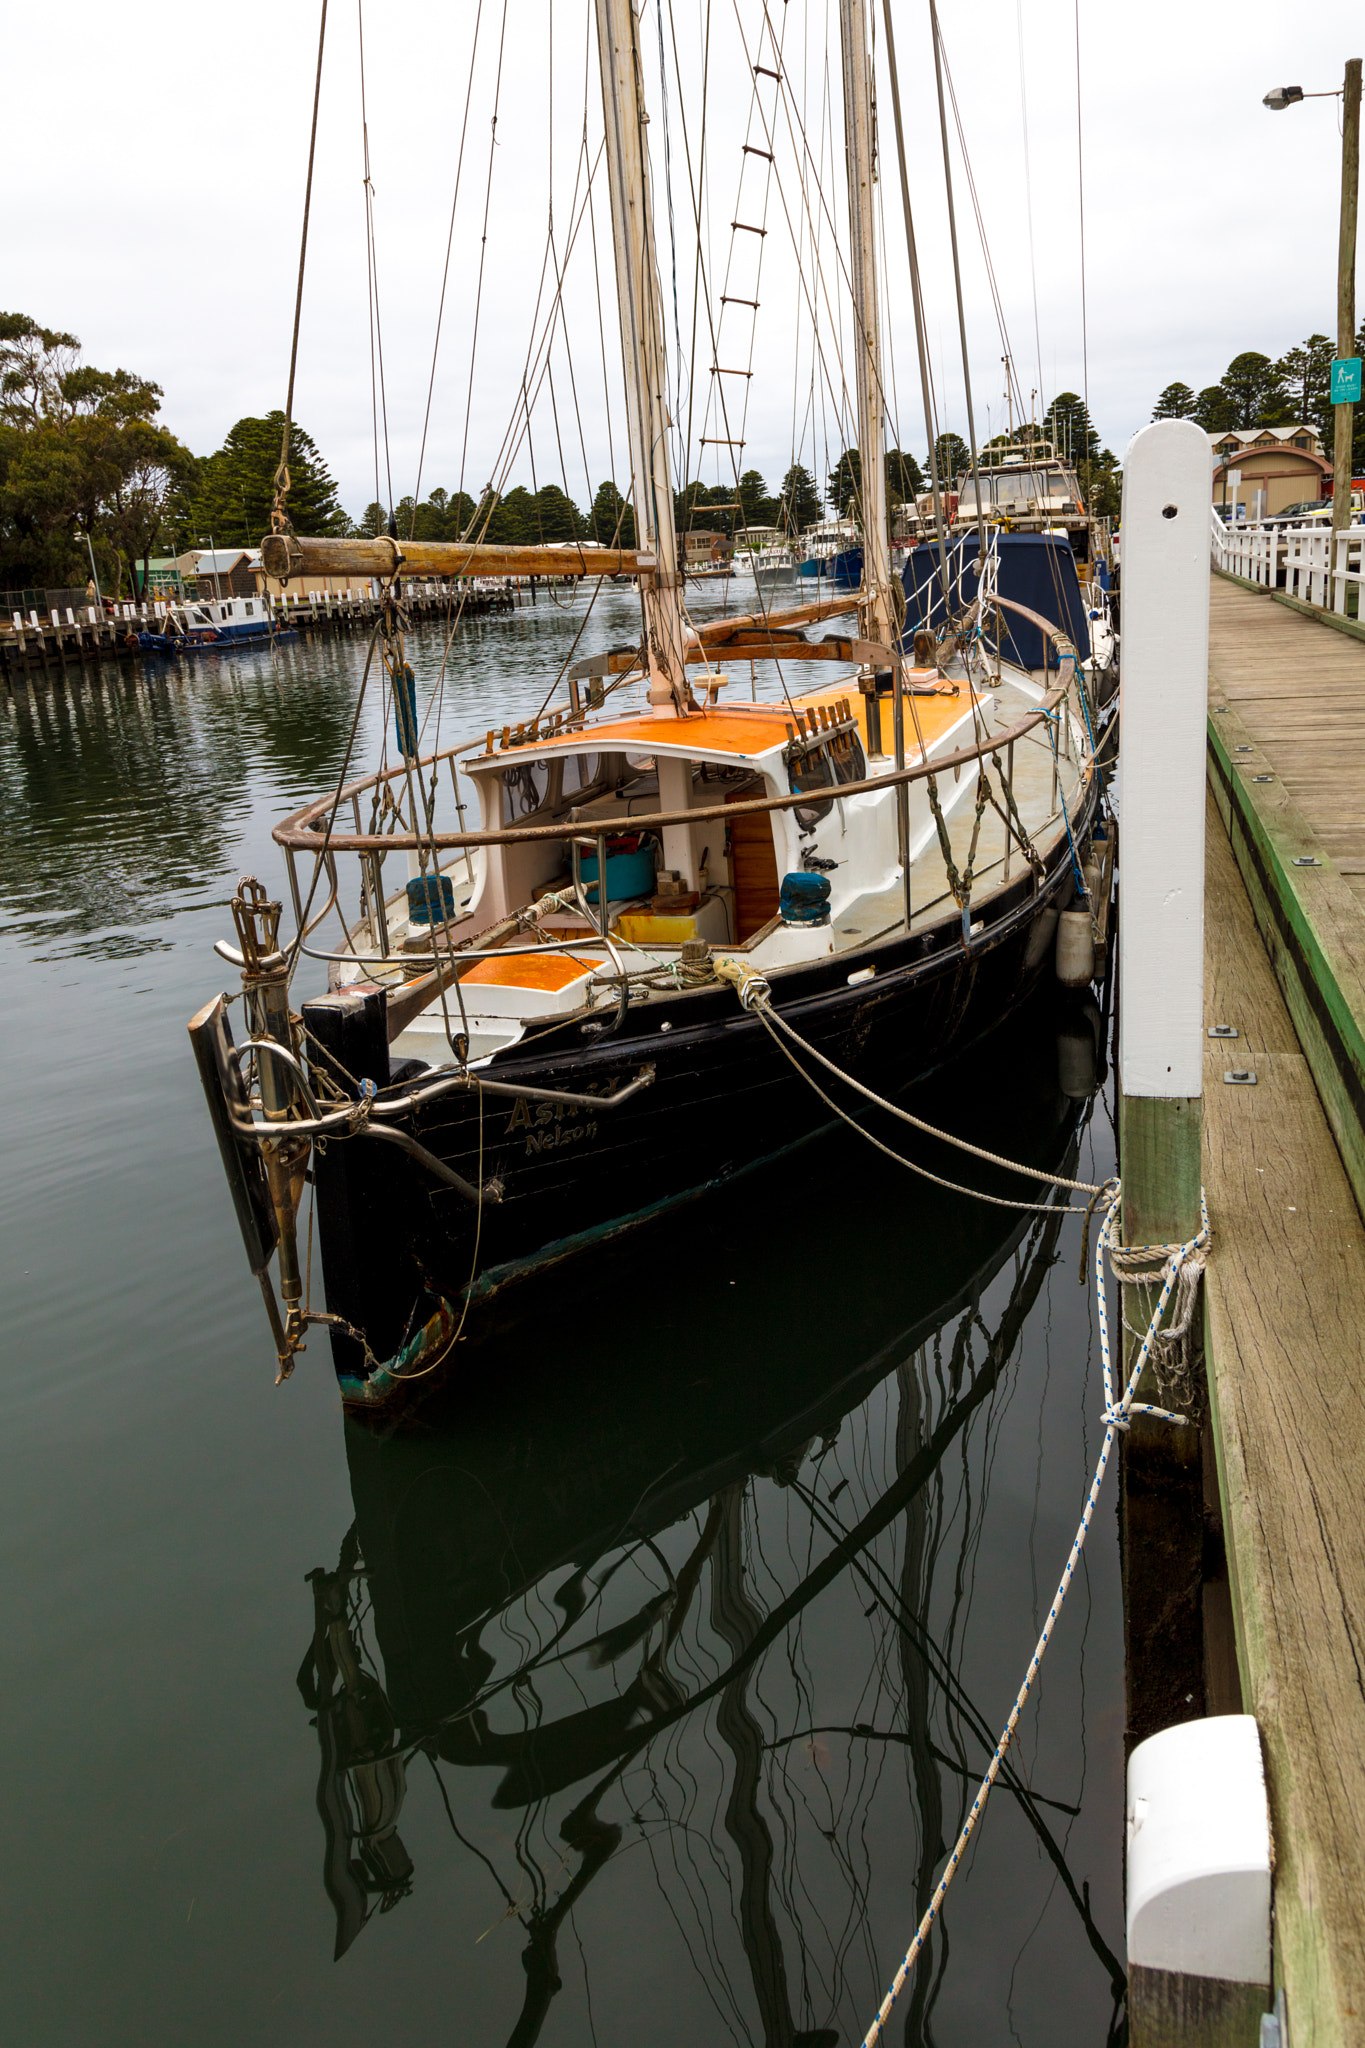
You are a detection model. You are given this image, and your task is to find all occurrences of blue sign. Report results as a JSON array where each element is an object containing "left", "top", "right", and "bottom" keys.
[{"left": 1331, "top": 356, "right": 1362, "bottom": 405}]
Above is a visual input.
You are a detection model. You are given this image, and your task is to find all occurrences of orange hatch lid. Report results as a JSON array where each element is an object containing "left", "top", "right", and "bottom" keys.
[{"left": 461, "top": 950, "right": 598, "bottom": 992}]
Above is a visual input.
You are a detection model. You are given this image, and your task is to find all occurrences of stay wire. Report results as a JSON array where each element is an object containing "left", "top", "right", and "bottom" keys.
[
  {"left": 1014, "top": 0, "right": 1045, "bottom": 422},
  {"left": 274, "top": 0, "right": 328, "bottom": 526},
  {"left": 929, "top": 1, "right": 988, "bottom": 568},
  {"left": 1074, "top": 0, "right": 1090, "bottom": 420},
  {"left": 411, "top": 0, "right": 487, "bottom": 528},
  {"left": 879, "top": 0, "right": 951, "bottom": 607}
]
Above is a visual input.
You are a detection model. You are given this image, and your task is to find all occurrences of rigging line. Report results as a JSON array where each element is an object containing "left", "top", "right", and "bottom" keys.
[
  {"left": 358, "top": 3, "right": 379, "bottom": 517},
  {"left": 936, "top": 27, "right": 1026, "bottom": 430},
  {"left": 1074, "top": 0, "right": 1090, "bottom": 418},
  {"left": 455, "top": 0, "right": 511, "bottom": 534},
  {"left": 929, "top": 1, "right": 988, "bottom": 568},
  {"left": 283, "top": 620, "right": 382, "bottom": 978},
  {"left": 653, "top": 0, "right": 686, "bottom": 452},
  {"left": 274, "top": 0, "right": 328, "bottom": 520},
  {"left": 543, "top": 130, "right": 608, "bottom": 527},
  {"left": 470, "top": 139, "right": 603, "bottom": 522},
  {"left": 1015, "top": 0, "right": 1045, "bottom": 422},
  {"left": 879, "top": 0, "right": 951, "bottom": 607},
  {"left": 730, "top": 7, "right": 861, "bottom": 465},
  {"left": 358, "top": 0, "right": 395, "bottom": 520},
  {"left": 410, "top": 0, "right": 487, "bottom": 529}
]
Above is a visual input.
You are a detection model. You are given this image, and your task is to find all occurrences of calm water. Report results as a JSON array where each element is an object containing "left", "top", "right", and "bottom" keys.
[{"left": 0, "top": 590, "right": 1124, "bottom": 2048}]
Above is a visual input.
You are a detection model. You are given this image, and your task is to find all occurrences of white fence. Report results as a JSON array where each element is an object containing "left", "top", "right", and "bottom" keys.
[{"left": 1211, "top": 506, "right": 1365, "bottom": 616}]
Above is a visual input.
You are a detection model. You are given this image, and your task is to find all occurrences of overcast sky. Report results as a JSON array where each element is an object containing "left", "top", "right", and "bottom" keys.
[{"left": 6, "top": 1, "right": 1360, "bottom": 523}]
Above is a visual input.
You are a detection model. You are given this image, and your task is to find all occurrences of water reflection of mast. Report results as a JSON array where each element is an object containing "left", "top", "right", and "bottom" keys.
[
  {"left": 711, "top": 1482, "right": 799, "bottom": 2048},
  {"left": 895, "top": 1353, "right": 949, "bottom": 2043}
]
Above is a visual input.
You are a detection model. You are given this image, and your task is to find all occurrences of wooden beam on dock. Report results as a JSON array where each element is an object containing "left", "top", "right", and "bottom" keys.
[{"left": 1201, "top": 785, "right": 1365, "bottom": 2048}]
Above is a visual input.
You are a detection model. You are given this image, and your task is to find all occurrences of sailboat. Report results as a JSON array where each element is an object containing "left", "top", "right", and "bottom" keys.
[{"left": 188, "top": 0, "right": 1108, "bottom": 1404}]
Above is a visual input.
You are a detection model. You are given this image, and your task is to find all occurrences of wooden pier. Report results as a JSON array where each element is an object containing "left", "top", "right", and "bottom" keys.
[
  {"left": 1191, "top": 569, "right": 1365, "bottom": 2046},
  {"left": 0, "top": 580, "right": 518, "bottom": 685}
]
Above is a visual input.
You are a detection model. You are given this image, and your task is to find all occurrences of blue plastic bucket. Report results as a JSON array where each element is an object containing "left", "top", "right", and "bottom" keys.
[{"left": 578, "top": 844, "right": 656, "bottom": 903}]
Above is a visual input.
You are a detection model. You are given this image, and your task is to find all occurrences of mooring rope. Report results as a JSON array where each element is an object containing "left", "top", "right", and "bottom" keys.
[
  {"left": 715, "top": 961, "right": 1105, "bottom": 1198},
  {"left": 861, "top": 1186, "right": 1209, "bottom": 2045},
  {"left": 708, "top": 958, "right": 1210, "bottom": 2040}
]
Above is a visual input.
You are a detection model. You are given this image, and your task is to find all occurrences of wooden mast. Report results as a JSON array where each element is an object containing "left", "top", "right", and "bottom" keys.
[
  {"left": 840, "top": 0, "right": 911, "bottom": 918},
  {"left": 594, "top": 0, "right": 693, "bottom": 717},
  {"left": 839, "top": 0, "right": 893, "bottom": 657}
]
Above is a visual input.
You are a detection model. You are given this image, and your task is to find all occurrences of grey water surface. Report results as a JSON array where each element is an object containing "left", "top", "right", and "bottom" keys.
[{"left": 0, "top": 586, "right": 1124, "bottom": 2048}]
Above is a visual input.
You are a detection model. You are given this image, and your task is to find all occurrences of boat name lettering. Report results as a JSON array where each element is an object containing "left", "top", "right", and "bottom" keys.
[{"left": 507, "top": 1093, "right": 600, "bottom": 1153}]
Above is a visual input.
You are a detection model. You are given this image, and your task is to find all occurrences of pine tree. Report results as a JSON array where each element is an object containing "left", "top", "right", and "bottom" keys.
[
  {"left": 191, "top": 412, "right": 347, "bottom": 543},
  {"left": 777, "top": 463, "right": 821, "bottom": 532},
  {"left": 1152, "top": 382, "right": 1197, "bottom": 421},
  {"left": 737, "top": 468, "right": 776, "bottom": 527},
  {"left": 932, "top": 433, "right": 970, "bottom": 483},
  {"left": 1218, "top": 353, "right": 1293, "bottom": 430},
  {"left": 1042, "top": 393, "right": 1100, "bottom": 464},
  {"left": 589, "top": 480, "right": 636, "bottom": 547},
  {"left": 828, "top": 447, "right": 862, "bottom": 517},
  {"left": 885, "top": 448, "right": 924, "bottom": 505}
]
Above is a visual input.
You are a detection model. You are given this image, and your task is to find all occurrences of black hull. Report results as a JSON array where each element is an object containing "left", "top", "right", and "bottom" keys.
[{"left": 305, "top": 776, "right": 1099, "bottom": 1394}]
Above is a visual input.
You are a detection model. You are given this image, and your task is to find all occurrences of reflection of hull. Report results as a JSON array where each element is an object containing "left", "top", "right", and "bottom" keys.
[
  {"left": 298, "top": 981, "right": 1121, "bottom": 2028},
  {"left": 309, "top": 789, "right": 1098, "bottom": 1396},
  {"left": 340, "top": 983, "right": 1094, "bottom": 1731}
]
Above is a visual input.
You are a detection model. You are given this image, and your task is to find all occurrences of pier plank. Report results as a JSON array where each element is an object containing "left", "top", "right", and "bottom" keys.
[{"left": 1202, "top": 792, "right": 1365, "bottom": 2048}]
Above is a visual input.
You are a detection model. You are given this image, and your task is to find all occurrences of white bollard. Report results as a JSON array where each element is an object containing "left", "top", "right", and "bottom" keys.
[
  {"left": 1118, "top": 417, "right": 1213, "bottom": 1247},
  {"left": 1127, "top": 1715, "right": 1272, "bottom": 2042}
]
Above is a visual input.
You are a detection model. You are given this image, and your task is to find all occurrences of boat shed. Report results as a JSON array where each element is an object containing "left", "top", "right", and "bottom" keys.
[{"left": 194, "top": 548, "right": 259, "bottom": 600}]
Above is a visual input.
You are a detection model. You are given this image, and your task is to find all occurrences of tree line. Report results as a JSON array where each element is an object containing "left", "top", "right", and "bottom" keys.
[
  {"left": 1, "top": 303, "right": 1127, "bottom": 596},
  {"left": 1152, "top": 326, "right": 1365, "bottom": 467}
]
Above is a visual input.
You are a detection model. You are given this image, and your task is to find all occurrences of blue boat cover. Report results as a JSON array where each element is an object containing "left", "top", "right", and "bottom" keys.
[{"left": 900, "top": 533, "right": 1090, "bottom": 667}]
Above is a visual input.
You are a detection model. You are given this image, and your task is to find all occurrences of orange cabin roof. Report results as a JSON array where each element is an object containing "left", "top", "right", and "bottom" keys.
[
  {"left": 471, "top": 678, "right": 974, "bottom": 769},
  {"left": 460, "top": 951, "right": 598, "bottom": 992},
  {"left": 474, "top": 703, "right": 795, "bottom": 763}
]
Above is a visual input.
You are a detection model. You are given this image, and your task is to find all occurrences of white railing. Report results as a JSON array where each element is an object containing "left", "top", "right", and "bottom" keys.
[{"left": 1211, "top": 505, "right": 1365, "bottom": 617}]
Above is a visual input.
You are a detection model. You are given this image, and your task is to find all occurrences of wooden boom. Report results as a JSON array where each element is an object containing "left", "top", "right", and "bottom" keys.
[{"left": 259, "top": 533, "right": 657, "bottom": 582}]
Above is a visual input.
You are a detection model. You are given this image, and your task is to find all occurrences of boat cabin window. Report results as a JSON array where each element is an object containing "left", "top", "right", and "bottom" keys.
[
  {"left": 616, "top": 752, "right": 660, "bottom": 805},
  {"left": 501, "top": 759, "right": 552, "bottom": 822},
  {"left": 245, "top": 601, "right": 254, "bottom": 615},
  {"left": 788, "top": 727, "right": 865, "bottom": 829},
  {"left": 560, "top": 752, "right": 602, "bottom": 799}
]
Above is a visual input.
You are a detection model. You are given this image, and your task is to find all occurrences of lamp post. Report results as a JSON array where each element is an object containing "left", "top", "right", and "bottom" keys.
[
  {"left": 198, "top": 534, "right": 221, "bottom": 600},
  {"left": 1264, "top": 63, "right": 1361, "bottom": 533},
  {"left": 78, "top": 529, "right": 103, "bottom": 610}
]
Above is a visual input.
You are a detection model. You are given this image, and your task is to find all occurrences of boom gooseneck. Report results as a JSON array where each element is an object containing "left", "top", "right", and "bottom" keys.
[{"left": 594, "top": 0, "right": 693, "bottom": 719}]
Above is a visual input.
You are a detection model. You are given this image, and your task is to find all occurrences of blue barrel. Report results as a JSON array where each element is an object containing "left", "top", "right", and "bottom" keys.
[
  {"left": 407, "top": 873, "right": 455, "bottom": 925},
  {"left": 779, "top": 871, "right": 831, "bottom": 924}
]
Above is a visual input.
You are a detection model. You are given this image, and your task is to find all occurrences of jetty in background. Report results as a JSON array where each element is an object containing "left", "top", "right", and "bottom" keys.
[{"left": 0, "top": 580, "right": 524, "bottom": 684}]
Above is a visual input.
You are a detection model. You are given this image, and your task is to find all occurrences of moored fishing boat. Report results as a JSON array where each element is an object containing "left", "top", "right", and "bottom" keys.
[{"left": 187, "top": 0, "right": 1113, "bottom": 1406}]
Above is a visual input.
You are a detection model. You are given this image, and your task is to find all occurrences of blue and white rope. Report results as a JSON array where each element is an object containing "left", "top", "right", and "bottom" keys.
[{"left": 862, "top": 1183, "right": 1211, "bottom": 2047}]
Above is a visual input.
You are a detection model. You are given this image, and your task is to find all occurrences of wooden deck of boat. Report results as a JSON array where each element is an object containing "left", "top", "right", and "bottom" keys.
[{"left": 1199, "top": 572, "right": 1365, "bottom": 2046}]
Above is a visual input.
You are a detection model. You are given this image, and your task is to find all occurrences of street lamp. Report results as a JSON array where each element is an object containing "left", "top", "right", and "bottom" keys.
[
  {"left": 198, "top": 534, "right": 221, "bottom": 600},
  {"left": 1264, "top": 61, "right": 1361, "bottom": 533},
  {"left": 78, "top": 529, "right": 103, "bottom": 610}
]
